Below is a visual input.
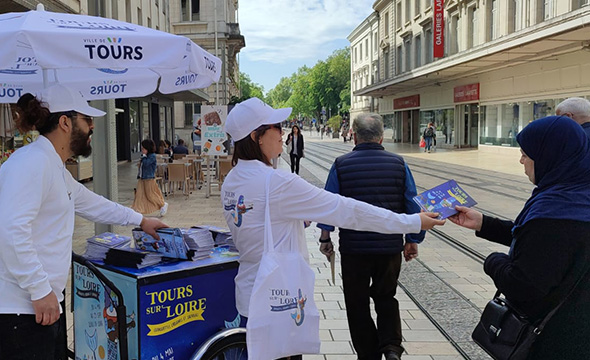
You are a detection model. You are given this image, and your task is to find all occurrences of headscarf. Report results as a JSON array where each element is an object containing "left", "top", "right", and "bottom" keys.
[{"left": 513, "top": 115, "right": 590, "bottom": 230}]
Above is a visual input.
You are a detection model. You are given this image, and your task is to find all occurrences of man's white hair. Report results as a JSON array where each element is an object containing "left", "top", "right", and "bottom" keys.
[
  {"left": 556, "top": 97, "right": 590, "bottom": 124},
  {"left": 352, "top": 113, "right": 383, "bottom": 143}
]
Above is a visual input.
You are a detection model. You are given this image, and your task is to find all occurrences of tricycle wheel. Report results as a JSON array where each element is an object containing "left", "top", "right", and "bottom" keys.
[{"left": 199, "top": 332, "right": 247, "bottom": 360}]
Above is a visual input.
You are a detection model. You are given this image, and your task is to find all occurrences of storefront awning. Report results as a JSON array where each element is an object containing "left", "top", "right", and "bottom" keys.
[
  {"left": 357, "top": 9, "right": 590, "bottom": 98},
  {"left": 155, "top": 89, "right": 210, "bottom": 102}
]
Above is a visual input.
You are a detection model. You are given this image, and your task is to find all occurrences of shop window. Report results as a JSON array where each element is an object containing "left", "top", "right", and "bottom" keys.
[
  {"left": 424, "top": 27, "right": 433, "bottom": 64},
  {"left": 181, "top": 0, "right": 200, "bottom": 21}
]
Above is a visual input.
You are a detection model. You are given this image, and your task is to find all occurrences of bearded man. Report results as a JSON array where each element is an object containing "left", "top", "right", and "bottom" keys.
[{"left": 0, "top": 85, "right": 167, "bottom": 360}]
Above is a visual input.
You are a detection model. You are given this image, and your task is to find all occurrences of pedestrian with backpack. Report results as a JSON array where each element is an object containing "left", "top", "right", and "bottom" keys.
[{"left": 423, "top": 123, "right": 436, "bottom": 153}]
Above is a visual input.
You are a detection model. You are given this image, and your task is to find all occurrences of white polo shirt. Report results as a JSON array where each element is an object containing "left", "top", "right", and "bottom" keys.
[
  {"left": 0, "top": 136, "right": 143, "bottom": 314},
  {"left": 221, "top": 159, "right": 420, "bottom": 316}
]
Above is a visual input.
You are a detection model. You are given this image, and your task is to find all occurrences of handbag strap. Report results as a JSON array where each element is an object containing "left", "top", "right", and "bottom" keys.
[
  {"left": 263, "top": 172, "right": 274, "bottom": 254},
  {"left": 495, "top": 255, "right": 590, "bottom": 333},
  {"left": 263, "top": 171, "right": 298, "bottom": 254}
]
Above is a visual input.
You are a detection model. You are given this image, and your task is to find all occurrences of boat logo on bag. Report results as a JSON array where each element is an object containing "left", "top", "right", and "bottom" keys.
[
  {"left": 224, "top": 194, "right": 253, "bottom": 227},
  {"left": 269, "top": 288, "right": 307, "bottom": 326}
]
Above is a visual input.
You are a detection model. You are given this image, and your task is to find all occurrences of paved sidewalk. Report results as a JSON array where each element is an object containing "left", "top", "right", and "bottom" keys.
[{"left": 69, "top": 143, "right": 500, "bottom": 359}]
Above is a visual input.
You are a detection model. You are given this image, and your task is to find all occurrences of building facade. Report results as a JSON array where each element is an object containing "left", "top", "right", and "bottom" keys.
[
  {"left": 354, "top": 0, "right": 590, "bottom": 154},
  {"left": 169, "top": 0, "right": 245, "bottom": 144}
]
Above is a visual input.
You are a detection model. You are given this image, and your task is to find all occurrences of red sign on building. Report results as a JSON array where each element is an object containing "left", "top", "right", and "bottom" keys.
[
  {"left": 394, "top": 95, "right": 420, "bottom": 109},
  {"left": 433, "top": 0, "right": 444, "bottom": 58},
  {"left": 454, "top": 83, "right": 480, "bottom": 103}
]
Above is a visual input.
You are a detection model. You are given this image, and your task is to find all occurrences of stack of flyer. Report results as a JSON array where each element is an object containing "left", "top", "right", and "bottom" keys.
[
  {"left": 85, "top": 232, "right": 131, "bottom": 261},
  {"left": 181, "top": 228, "right": 215, "bottom": 260},
  {"left": 132, "top": 228, "right": 192, "bottom": 260},
  {"left": 104, "top": 244, "right": 163, "bottom": 269},
  {"left": 195, "top": 225, "right": 237, "bottom": 253}
]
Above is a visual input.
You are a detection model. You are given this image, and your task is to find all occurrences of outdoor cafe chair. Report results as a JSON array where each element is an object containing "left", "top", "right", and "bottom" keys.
[{"left": 167, "top": 163, "right": 190, "bottom": 197}]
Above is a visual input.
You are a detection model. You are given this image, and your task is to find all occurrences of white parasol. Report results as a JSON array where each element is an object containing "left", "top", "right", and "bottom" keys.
[{"left": 0, "top": 5, "right": 221, "bottom": 103}]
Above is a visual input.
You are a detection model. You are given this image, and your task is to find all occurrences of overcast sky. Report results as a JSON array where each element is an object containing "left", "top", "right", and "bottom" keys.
[{"left": 238, "top": 0, "right": 375, "bottom": 94}]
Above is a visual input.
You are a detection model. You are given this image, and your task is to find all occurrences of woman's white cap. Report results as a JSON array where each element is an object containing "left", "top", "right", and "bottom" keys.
[
  {"left": 224, "top": 97, "right": 291, "bottom": 141},
  {"left": 39, "top": 84, "right": 106, "bottom": 117}
]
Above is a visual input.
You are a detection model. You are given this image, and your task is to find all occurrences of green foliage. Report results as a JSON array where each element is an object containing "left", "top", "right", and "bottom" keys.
[
  {"left": 264, "top": 47, "right": 351, "bottom": 120},
  {"left": 327, "top": 115, "right": 343, "bottom": 130},
  {"left": 230, "top": 72, "right": 265, "bottom": 104}
]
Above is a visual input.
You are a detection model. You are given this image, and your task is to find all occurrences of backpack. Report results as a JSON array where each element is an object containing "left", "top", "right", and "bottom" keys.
[{"left": 424, "top": 127, "right": 434, "bottom": 137}]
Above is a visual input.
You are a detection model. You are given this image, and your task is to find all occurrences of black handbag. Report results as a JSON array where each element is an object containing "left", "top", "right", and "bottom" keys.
[{"left": 472, "top": 263, "right": 590, "bottom": 360}]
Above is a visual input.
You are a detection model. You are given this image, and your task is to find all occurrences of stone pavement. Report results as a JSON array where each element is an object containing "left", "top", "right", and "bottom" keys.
[{"left": 67, "top": 134, "right": 528, "bottom": 359}]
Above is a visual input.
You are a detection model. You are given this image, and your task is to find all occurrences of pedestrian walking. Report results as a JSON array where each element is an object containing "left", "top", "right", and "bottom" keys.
[
  {"left": 132, "top": 139, "right": 168, "bottom": 216},
  {"left": 317, "top": 113, "right": 424, "bottom": 360},
  {"left": 555, "top": 97, "right": 590, "bottom": 137},
  {"left": 221, "top": 98, "right": 444, "bottom": 360},
  {"left": 422, "top": 122, "right": 435, "bottom": 153},
  {"left": 450, "top": 115, "right": 590, "bottom": 360},
  {"left": 286, "top": 125, "right": 304, "bottom": 175},
  {"left": 0, "top": 85, "right": 167, "bottom": 360}
]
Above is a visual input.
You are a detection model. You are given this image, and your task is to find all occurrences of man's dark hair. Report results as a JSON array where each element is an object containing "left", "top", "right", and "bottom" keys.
[
  {"left": 178, "top": 139, "right": 185, "bottom": 145},
  {"left": 15, "top": 93, "right": 76, "bottom": 135},
  {"left": 141, "top": 139, "right": 156, "bottom": 154},
  {"left": 231, "top": 127, "right": 272, "bottom": 166}
]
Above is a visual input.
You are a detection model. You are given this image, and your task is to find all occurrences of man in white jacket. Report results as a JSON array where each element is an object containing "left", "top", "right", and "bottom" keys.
[{"left": 0, "top": 85, "right": 167, "bottom": 360}]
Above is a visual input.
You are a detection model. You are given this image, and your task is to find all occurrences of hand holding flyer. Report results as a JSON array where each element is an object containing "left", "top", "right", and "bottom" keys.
[{"left": 413, "top": 179, "right": 477, "bottom": 219}]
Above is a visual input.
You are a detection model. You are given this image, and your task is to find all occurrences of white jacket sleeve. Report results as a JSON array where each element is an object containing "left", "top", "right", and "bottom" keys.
[
  {"left": 272, "top": 171, "right": 420, "bottom": 234},
  {"left": 70, "top": 176, "right": 143, "bottom": 226},
  {"left": 0, "top": 158, "right": 53, "bottom": 301}
]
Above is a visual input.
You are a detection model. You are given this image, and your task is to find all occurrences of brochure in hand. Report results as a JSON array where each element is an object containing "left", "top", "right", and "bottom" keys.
[
  {"left": 132, "top": 228, "right": 190, "bottom": 260},
  {"left": 413, "top": 179, "right": 477, "bottom": 219}
]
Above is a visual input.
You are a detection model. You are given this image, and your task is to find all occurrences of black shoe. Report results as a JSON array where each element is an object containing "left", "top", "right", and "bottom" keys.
[{"left": 384, "top": 351, "right": 401, "bottom": 360}]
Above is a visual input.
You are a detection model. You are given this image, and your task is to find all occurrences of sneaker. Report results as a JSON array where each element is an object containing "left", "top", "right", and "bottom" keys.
[{"left": 160, "top": 202, "right": 168, "bottom": 217}]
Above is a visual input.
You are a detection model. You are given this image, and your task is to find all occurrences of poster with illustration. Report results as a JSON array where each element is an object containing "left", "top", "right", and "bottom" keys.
[
  {"left": 73, "top": 262, "right": 138, "bottom": 360},
  {"left": 200, "top": 105, "right": 228, "bottom": 156}
]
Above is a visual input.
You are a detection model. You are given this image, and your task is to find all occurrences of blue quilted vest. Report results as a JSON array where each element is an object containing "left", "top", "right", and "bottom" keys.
[{"left": 334, "top": 142, "right": 407, "bottom": 255}]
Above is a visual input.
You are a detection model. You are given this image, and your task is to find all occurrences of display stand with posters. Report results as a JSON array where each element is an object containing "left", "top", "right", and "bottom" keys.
[
  {"left": 72, "top": 251, "right": 245, "bottom": 360},
  {"left": 200, "top": 105, "right": 229, "bottom": 198}
]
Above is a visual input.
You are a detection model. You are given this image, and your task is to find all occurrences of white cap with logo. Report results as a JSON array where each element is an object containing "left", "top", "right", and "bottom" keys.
[
  {"left": 224, "top": 97, "right": 292, "bottom": 141},
  {"left": 39, "top": 84, "right": 106, "bottom": 117}
]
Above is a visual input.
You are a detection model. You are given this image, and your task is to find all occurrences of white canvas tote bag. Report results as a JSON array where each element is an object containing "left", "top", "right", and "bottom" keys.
[{"left": 246, "top": 173, "right": 321, "bottom": 360}]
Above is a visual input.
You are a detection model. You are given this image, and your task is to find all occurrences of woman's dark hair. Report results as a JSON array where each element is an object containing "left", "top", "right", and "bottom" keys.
[
  {"left": 141, "top": 139, "right": 156, "bottom": 154},
  {"left": 290, "top": 125, "right": 302, "bottom": 138},
  {"left": 164, "top": 139, "right": 172, "bottom": 147},
  {"left": 231, "top": 126, "right": 272, "bottom": 166},
  {"left": 158, "top": 140, "right": 166, "bottom": 154},
  {"left": 15, "top": 93, "right": 70, "bottom": 135}
]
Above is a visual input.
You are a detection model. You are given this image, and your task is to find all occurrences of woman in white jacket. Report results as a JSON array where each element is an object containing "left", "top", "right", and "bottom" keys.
[{"left": 221, "top": 97, "right": 444, "bottom": 360}]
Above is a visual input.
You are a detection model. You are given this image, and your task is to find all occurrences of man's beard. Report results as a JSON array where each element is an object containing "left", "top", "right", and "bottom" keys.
[{"left": 70, "top": 120, "right": 93, "bottom": 158}]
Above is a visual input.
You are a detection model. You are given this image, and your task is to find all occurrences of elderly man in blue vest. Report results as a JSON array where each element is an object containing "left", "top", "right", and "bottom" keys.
[{"left": 317, "top": 113, "right": 425, "bottom": 360}]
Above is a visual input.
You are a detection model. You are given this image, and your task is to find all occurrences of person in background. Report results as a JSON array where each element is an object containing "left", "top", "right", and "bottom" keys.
[
  {"left": 450, "top": 115, "right": 590, "bottom": 359},
  {"left": 317, "top": 113, "right": 424, "bottom": 360},
  {"left": 192, "top": 118, "right": 202, "bottom": 155},
  {"left": 221, "top": 97, "right": 445, "bottom": 360},
  {"left": 132, "top": 139, "right": 168, "bottom": 217},
  {"left": 158, "top": 139, "right": 167, "bottom": 155},
  {"left": 555, "top": 97, "right": 590, "bottom": 137},
  {"left": 286, "top": 125, "right": 304, "bottom": 174},
  {"left": 172, "top": 138, "right": 189, "bottom": 155},
  {"left": 0, "top": 85, "right": 167, "bottom": 360},
  {"left": 422, "top": 122, "right": 436, "bottom": 153}
]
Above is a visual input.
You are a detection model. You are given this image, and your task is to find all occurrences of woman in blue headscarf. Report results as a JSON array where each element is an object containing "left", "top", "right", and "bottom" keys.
[{"left": 450, "top": 115, "right": 590, "bottom": 359}]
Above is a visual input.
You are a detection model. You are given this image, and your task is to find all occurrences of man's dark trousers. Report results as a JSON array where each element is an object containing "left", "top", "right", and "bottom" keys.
[{"left": 341, "top": 253, "right": 404, "bottom": 360}]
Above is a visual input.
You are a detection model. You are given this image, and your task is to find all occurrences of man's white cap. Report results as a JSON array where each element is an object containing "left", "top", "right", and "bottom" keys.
[
  {"left": 224, "top": 97, "right": 292, "bottom": 141},
  {"left": 39, "top": 84, "right": 106, "bottom": 117}
]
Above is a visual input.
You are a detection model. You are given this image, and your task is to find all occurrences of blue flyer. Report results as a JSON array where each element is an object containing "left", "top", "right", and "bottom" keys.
[{"left": 413, "top": 179, "right": 477, "bottom": 219}]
